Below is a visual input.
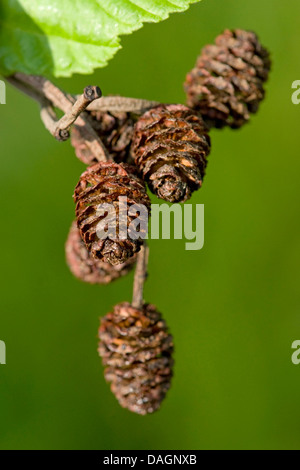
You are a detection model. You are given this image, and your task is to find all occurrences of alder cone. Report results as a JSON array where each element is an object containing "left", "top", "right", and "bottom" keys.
[
  {"left": 91, "top": 110, "right": 135, "bottom": 163},
  {"left": 98, "top": 302, "right": 174, "bottom": 415},
  {"left": 131, "top": 104, "right": 211, "bottom": 203},
  {"left": 65, "top": 221, "right": 136, "bottom": 284},
  {"left": 184, "top": 29, "right": 271, "bottom": 129},
  {"left": 73, "top": 162, "right": 150, "bottom": 265},
  {"left": 71, "top": 110, "right": 135, "bottom": 165}
]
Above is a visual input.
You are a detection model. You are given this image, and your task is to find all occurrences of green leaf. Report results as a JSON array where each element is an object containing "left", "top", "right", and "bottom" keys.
[{"left": 0, "top": 0, "right": 201, "bottom": 78}]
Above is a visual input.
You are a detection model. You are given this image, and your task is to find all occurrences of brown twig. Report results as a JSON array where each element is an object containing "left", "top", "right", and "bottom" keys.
[
  {"left": 7, "top": 74, "right": 159, "bottom": 159},
  {"left": 52, "top": 85, "right": 102, "bottom": 140},
  {"left": 14, "top": 73, "right": 75, "bottom": 112},
  {"left": 6, "top": 75, "right": 47, "bottom": 106},
  {"left": 6, "top": 75, "right": 70, "bottom": 141},
  {"left": 9, "top": 74, "right": 110, "bottom": 160},
  {"left": 40, "top": 103, "right": 70, "bottom": 141},
  {"left": 85, "top": 95, "right": 160, "bottom": 115},
  {"left": 132, "top": 243, "right": 149, "bottom": 309}
]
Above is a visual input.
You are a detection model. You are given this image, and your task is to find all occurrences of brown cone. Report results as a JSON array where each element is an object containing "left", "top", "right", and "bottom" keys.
[
  {"left": 65, "top": 221, "right": 136, "bottom": 284},
  {"left": 73, "top": 162, "right": 151, "bottom": 265},
  {"left": 98, "top": 302, "right": 174, "bottom": 415},
  {"left": 184, "top": 29, "right": 271, "bottom": 129},
  {"left": 71, "top": 110, "right": 135, "bottom": 165},
  {"left": 131, "top": 104, "right": 211, "bottom": 203}
]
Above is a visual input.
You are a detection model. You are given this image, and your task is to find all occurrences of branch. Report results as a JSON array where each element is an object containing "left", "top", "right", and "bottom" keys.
[
  {"left": 52, "top": 85, "right": 102, "bottom": 140},
  {"left": 7, "top": 75, "right": 159, "bottom": 159},
  {"left": 6, "top": 75, "right": 47, "bottom": 106},
  {"left": 40, "top": 103, "right": 69, "bottom": 141},
  {"left": 10, "top": 74, "right": 110, "bottom": 160},
  {"left": 14, "top": 73, "right": 74, "bottom": 112},
  {"left": 132, "top": 243, "right": 149, "bottom": 309},
  {"left": 85, "top": 96, "right": 160, "bottom": 115},
  {"left": 6, "top": 75, "right": 70, "bottom": 141}
]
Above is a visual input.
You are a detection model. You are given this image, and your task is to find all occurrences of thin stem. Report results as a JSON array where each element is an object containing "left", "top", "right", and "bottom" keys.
[
  {"left": 52, "top": 85, "right": 102, "bottom": 140},
  {"left": 40, "top": 103, "right": 70, "bottom": 141},
  {"left": 14, "top": 73, "right": 75, "bottom": 112},
  {"left": 58, "top": 86, "right": 101, "bottom": 128},
  {"left": 132, "top": 243, "right": 149, "bottom": 309},
  {"left": 6, "top": 75, "right": 48, "bottom": 106},
  {"left": 10, "top": 74, "right": 110, "bottom": 160},
  {"left": 85, "top": 96, "right": 160, "bottom": 115},
  {"left": 8, "top": 74, "right": 160, "bottom": 157},
  {"left": 6, "top": 75, "right": 70, "bottom": 141}
]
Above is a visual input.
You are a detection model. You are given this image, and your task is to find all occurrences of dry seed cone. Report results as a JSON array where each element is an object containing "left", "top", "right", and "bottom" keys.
[
  {"left": 184, "top": 29, "right": 271, "bottom": 129},
  {"left": 65, "top": 221, "right": 136, "bottom": 284},
  {"left": 73, "top": 162, "right": 151, "bottom": 265},
  {"left": 131, "top": 104, "right": 211, "bottom": 203},
  {"left": 71, "top": 110, "right": 135, "bottom": 165},
  {"left": 98, "top": 302, "right": 174, "bottom": 415}
]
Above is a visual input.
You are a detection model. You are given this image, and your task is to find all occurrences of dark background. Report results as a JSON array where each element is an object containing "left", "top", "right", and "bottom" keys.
[{"left": 0, "top": 0, "right": 300, "bottom": 450}]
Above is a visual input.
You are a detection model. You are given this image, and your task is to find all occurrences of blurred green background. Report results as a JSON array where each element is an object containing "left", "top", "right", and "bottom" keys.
[{"left": 1, "top": 0, "right": 300, "bottom": 450}]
